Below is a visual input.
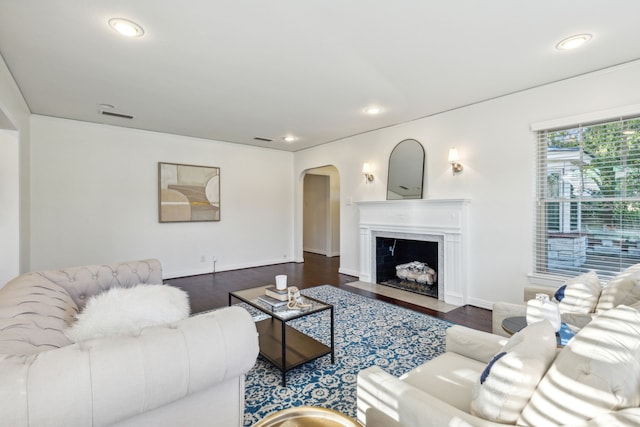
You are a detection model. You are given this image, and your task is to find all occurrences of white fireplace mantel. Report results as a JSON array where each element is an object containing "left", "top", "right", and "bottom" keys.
[{"left": 356, "top": 199, "right": 470, "bottom": 306}]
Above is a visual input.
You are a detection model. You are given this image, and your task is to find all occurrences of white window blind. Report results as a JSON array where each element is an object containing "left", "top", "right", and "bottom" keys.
[{"left": 535, "top": 115, "right": 640, "bottom": 279}]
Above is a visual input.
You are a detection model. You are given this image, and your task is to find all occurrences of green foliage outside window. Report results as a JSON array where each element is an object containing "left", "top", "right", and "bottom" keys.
[
  {"left": 545, "top": 118, "right": 640, "bottom": 230},
  {"left": 537, "top": 116, "right": 640, "bottom": 278}
]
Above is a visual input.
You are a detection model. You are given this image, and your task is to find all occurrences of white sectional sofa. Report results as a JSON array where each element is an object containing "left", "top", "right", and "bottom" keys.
[
  {"left": 492, "top": 263, "right": 640, "bottom": 337},
  {"left": 0, "top": 259, "right": 259, "bottom": 427},
  {"left": 357, "top": 305, "right": 640, "bottom": 426}
]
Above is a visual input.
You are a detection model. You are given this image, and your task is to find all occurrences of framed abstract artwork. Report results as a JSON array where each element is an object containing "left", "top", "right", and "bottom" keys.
[{"left": 158, "top": 162, "right": 220, "bottom": 222}]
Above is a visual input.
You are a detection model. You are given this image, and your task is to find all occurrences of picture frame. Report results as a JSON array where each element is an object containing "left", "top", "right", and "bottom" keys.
[{"left": 158, "top": 162, "right": 220, "bottom": 222}]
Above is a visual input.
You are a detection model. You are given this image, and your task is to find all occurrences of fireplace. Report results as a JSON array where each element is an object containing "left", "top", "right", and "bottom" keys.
[
  {"left": 376, "top": 236, "right": 442, "bottom": 298},
  {"left": 357, "top": 199, "right": 470, "bottom": 305}
]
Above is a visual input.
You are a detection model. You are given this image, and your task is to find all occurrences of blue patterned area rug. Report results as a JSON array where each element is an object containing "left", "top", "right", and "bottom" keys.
[{"left": 242, "top": 285, "right": 454, "bottom": 426}]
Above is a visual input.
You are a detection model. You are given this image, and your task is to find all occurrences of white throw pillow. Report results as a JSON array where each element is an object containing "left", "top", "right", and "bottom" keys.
[
  {"left": 554, "top": 270, "right": 601, "bottom": 314},
  {"left": 470, "top": 320, "right": 557, "bottom": 424},
  {"left": 66, "top": 284, "right": 190, "bottom": 342},
  {"left": 518, "top": 305, "right": 640, "bottom": 426},
  {"left": 595, "top": 264, "right": 640, "bottom": 313}
]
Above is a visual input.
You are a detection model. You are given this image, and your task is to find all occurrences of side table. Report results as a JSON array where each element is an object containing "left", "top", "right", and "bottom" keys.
[{"left": 501, "top": 316, "right": 575, "bottom": 347}]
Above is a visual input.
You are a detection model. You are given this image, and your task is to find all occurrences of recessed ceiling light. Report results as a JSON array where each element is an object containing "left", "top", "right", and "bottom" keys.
[
  {"left": 108, "top": 18, "right": 144, "bottom": 37},
  {"left": 364, "top": 106, "right": 382, "bottom": 115},
  {"left": 556, "top": 34, "right": 592, "bottom": 51},
  {"left": 283, "top": 135, "right": 296, "bottom": 142}
]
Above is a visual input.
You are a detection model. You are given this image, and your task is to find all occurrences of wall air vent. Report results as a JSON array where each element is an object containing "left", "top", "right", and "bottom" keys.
[
  {"left": 253, "top": 137, "right": 273, "bottom": 142},
  {"left": 100, "top": 110, "right": 135, "bottom": 119}
]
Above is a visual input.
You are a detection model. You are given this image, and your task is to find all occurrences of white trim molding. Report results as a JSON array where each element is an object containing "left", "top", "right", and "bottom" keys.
[{"left": 531, "top": 103, "right": 640, "bottom": 131}]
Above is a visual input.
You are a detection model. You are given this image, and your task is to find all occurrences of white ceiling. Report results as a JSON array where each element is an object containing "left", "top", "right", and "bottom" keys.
[{"left": 1, "top": 1, "right": 640, "bottom": 151}]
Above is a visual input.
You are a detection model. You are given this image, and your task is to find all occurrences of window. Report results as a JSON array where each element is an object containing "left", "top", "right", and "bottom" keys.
[{"left": 535, "top": 115, "right": 640, "bottom": 279}]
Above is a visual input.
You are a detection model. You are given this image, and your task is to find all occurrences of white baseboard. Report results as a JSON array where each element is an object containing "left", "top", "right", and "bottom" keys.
[
  {"left": 466, "top": 296, "right": 493, "bottom": 310},
  {"left": 163, "top": 257, "right": 294, "bottom": 279},
  {"left": 303, "top": 248, "right": 327, "bottom": 256},
  {"left": 164, "top": 257, "right": 353, "bottom": 280},
  {"left": 339, "top": 267, "right": 359, "bottom": 277},
  {"left": 303, "top": 249, "right": 341, "bottom": 258}
]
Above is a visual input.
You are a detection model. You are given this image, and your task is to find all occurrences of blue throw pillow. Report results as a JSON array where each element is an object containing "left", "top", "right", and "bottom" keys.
[
  {"left": 554, "top": 284, "right": 566, "bottom": 302},
  {"left": 480, "top": 351, "right": 507, "bottom": 384}
]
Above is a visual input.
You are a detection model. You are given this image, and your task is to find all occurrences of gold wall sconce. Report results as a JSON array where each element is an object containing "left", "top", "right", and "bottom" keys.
[
  {"left": 362, "top": 162, "right": 374, "bottom": 183},
  {"left": 448, "top": 148, "right": 463, "bottom": 175}
]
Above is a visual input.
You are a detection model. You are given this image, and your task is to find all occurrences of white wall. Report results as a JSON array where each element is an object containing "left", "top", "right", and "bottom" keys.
[
  {"left": 0, "top": 129, "right": 20, "bottom": 284},
  {"left": 294, "top": 60, "right": 640, "bottom": 308},
  {"left": 30, "top": 116, "right": 294, "bottom": 278},
  {"left": 0, "top": 53, "right": 31, "bottom": 278},
  {"left": 327, "top": 166, "right": 341, "bottom": 256}
]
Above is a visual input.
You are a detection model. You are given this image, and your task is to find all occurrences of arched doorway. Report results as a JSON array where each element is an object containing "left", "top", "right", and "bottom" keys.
[{"left": 303, "top": 165, "right": 340, "bottom": 257}]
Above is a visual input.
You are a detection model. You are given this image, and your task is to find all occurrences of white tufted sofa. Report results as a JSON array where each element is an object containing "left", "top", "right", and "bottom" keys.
[{"left": 0, "top": 259, "right": 259, "bottom": 427}]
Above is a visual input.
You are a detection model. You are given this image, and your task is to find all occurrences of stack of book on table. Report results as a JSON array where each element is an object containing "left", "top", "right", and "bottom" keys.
[
  {"left": 264, "top": 286, "right": 288, "bottom": 301},
  {"left": 257, "top": 286, "right": 289, "bottom": 310}
]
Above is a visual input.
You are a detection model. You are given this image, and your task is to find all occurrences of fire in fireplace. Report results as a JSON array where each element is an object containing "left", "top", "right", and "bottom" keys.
[{"left": 375, "top": 237, "right": 438, "bottom": 298}]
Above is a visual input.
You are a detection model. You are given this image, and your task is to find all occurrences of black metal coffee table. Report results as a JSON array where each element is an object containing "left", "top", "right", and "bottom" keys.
[{"left": 229, "top": 285, "right": 334, "bottom": 386}]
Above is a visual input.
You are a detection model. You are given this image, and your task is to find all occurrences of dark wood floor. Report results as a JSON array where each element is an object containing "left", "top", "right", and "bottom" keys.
[{"left": 165, "top": 252, "right": 492, "bottom": 333}]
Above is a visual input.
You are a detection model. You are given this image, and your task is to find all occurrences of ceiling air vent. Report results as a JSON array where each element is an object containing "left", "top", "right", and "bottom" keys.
[
  {"left": 100, "top": 110, "right": 135, "bottom": 120},
  {"left": 253, "top": 137, "right": 273, "bottom": 142}
]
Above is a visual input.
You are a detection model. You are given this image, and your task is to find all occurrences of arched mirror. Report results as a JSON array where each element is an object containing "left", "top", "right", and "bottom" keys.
[{"left": 387, "top": 139, "right": 425, "bottom": 200}]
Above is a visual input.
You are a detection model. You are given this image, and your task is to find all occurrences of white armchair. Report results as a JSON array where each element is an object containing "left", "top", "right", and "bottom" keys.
[
  {"left": 357, "top": 326, "right": 507, "bottom": 427},
  {"left": 357, "top": 306, "right": 640, "bottom": 427}
]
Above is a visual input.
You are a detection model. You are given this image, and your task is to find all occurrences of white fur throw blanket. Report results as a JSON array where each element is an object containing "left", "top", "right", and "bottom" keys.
[{"left": 66, "top": 284, "right": 190, "bottom": 342}]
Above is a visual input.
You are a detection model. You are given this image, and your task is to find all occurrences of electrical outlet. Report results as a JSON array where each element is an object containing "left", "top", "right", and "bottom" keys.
[
  {"left": 212, "top": 256, "right": 218, "bottom": 263},
  {"left": 200, "top": 255, "right": 205, "bottom": 263}
]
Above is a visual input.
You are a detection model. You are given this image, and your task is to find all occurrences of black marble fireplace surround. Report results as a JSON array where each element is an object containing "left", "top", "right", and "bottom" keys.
[{"left": 375, "top": 237, "right": 439, "bottom": 298}]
